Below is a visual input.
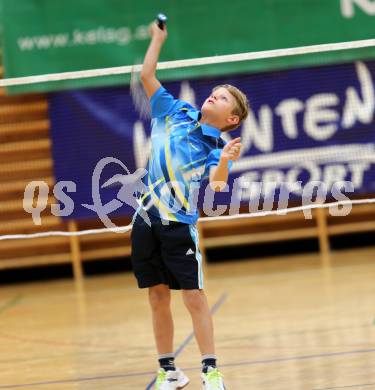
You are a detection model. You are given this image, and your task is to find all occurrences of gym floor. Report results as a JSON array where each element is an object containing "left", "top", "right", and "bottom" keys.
[{"left": 1, "top": 246, "right": 375, "bottom": 389}]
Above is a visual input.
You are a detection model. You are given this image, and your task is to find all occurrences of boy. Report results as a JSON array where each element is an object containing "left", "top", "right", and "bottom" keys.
[{"left": 131, "top": 20, "right": 249, "bottom": 390}]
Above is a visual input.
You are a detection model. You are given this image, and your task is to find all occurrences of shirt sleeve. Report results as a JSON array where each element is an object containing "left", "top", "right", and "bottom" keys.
[
  {"left": 203, "top": 148, "right": 233, "bottom": 178},
  {"left": 150, "top": 86, "right": 179, "bottom": 118}
]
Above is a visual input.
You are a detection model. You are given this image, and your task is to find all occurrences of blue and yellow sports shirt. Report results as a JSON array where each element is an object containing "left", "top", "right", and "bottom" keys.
[{"left": 141, "top": 86, "right": 232, "bottom": 224}]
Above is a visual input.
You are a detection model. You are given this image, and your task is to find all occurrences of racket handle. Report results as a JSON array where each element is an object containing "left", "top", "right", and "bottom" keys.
[{"left": 156, "top": 13, "right": 167, "bottom": 30}]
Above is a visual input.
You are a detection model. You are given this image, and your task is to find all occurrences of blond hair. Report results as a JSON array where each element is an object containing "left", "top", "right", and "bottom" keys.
[{"left": 213, "top": 84, "right": 250, "bottom": 131}]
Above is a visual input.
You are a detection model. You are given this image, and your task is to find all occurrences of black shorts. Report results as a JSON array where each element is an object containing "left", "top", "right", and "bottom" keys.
[{"left": 131, "top": 211, "right": 203, "bottom": 290}]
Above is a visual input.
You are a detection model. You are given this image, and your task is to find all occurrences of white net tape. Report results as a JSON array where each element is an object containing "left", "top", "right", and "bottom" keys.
[
  {"left": 0, "top": 39, "right": 374, "bottom": 87},
  {"left": 1, "top": 198, "right": 375, "bottom": 241}
]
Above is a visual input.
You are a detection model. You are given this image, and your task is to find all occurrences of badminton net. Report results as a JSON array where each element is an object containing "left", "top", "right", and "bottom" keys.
[{"left": 1, "top": 38, "right": 375, "bottom": 247}]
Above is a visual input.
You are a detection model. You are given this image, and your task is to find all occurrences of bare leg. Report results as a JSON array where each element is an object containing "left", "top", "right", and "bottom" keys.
[
  {"left": 148, "top": 284, "right": 174, "bottom": 354},
  {"left": 182, "top": 289, "right": 215, "bottom": 355}
]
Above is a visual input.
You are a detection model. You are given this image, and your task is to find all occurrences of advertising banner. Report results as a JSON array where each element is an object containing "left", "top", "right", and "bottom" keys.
[
  {"left": 3, "top": 0, "right": 375, "bottom": 93},
  {"left": 48, "top": 60, "right": 375, "bottom": 222}
]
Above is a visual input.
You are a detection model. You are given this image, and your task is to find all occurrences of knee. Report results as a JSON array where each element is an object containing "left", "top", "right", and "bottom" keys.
[
  {"left": 182, "top": 290, "right": 206, "bottom": 313},
  {"left": 148, "top": 285, "right": 171, "bottom": 309}
]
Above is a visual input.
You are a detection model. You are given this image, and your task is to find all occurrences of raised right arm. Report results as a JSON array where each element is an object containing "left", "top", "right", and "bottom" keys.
[{"left": 140, "top": 22, "right": 168, "bottom": 99}]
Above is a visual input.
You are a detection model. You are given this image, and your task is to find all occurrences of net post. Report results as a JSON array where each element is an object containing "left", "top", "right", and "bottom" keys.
[
  {"left": 67, "top": 220, "right": 84, "bottom": 282},
  {"left": 315, "top": 207, "right": 331, "bottom": 266}
]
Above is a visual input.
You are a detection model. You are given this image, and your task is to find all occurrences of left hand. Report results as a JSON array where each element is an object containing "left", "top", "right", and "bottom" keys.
[{"left": 221, "top": 137, "right": 242, "bottom": 161}]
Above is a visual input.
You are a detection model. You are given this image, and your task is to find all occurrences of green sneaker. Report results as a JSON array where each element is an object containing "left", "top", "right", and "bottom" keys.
[
  {"left": 155, "top": 368, "right": 190, "bottom": 389},
  {"left": 201, "top": 367, "right": 226, "bottom": 390}
]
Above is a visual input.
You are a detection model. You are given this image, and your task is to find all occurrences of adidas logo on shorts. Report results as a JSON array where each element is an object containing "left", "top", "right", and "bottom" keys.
[{"left": 186, "top": 248, "right": 194, "bottom": 255}]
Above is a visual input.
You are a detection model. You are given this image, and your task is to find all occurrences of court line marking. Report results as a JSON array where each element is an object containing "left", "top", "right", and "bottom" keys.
[
  {"left": 1, "top": 338, "right": 375, "bottom": 387},
  {"left": 218, "top": 348, "right": 375, "bottom": 369},
  {"left": 144, "top": 292, "right": 229, "bottom": 390},
  {"left": 0, "top": 329, "right": 125, "bottom": 350},
  {"left": 0, "top": 370, "right": 156, "bottom": 389},
  {"left": 313, "top": 383, "right": 375, "bottom": 389},
  {"left": 0, "top": 292, "right": 228, "bottom": 389},
  {"left": 0, "top": 295, "right": 23, "bottom": 315}
]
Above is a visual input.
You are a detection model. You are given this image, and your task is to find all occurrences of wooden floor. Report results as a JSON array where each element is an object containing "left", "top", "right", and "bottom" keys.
[{"left": 1, "top": 247, "right": 375, "bottom": 389}]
